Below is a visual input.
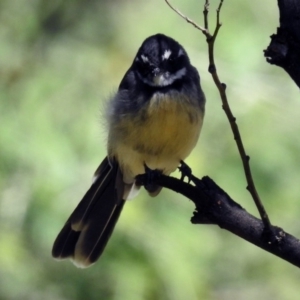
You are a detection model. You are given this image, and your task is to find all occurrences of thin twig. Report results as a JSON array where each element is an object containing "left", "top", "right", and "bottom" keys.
[
  {"left": 205, "top": 1, "right": 272, "bottom": 230},
  {"left": 213, "top": 0, "right": 223, "bottom": 39},
  {"left": 165, "top": 0, "right": 211, "bottom": 37},
  {"left": 203, "top": 0, "right": 209, "bottom": 31},
  {"left": 165, "top": 0, "right": 272, "bottom": 230}
]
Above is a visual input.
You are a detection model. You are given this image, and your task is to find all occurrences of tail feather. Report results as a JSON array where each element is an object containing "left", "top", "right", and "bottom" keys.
[
  {"left": 52, "top": 157, "right": 125, "bottom": 268},
  {"left": 74, "top": 199, "right": 125, "bottom": 266}
]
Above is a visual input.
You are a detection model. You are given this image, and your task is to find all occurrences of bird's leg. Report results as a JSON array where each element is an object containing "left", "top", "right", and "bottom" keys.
[
  {"left": 143, "top": 163, "right": 162, "bottom": 193},
  {"left": 179, "top": 160, "right": 192, "bottom": 183}
]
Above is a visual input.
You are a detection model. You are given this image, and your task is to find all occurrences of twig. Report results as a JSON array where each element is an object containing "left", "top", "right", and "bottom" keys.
[
  {"left": 165, "top": 0, "right": 272, "bottom": 231},
  {"left": 204, "top": 1, "right": 272, "bottom": 230},
  {"left": 165, "top": 0, "right": 211, "bottom": 37},
  {"left": 214, "top": 0, "right": 223, "bottom": 39},
  {"left": 203, "top": 0, "right": 209, "bottom": 31}
]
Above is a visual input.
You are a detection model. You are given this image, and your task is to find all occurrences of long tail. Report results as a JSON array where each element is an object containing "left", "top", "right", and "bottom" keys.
[{"left": 52, "top": 157, "right": 125, "bottom": 268}]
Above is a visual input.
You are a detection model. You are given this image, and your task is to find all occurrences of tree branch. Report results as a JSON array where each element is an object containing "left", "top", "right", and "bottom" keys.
[
  {"left": 136, "top": 173, "right": 300, "bottom": 268},
  {"left": 264, "top": 0, "right": 300, "bottom": 88}
]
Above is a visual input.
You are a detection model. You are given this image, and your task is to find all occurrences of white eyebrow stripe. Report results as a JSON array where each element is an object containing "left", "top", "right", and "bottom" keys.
[
  {"left": 141, "top": 54, "right": 149, "bottom": 63},
  {"left": 162, "top": 49, "right": 172, "bottom": 60},
  {"left": 178, "top": 48, "right": 185, "bottom": 57}
]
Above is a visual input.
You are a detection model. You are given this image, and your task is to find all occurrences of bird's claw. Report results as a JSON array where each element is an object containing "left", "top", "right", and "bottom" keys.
[
  {"left": 178, "top": 160, "right": 192, "bottom": 183},
  {"left": 143, "top": 163, "right": 162, "bottom": 193}
]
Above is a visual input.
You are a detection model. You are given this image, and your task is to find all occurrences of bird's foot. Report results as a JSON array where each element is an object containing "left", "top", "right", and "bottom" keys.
[
  {"left": 178, "top": 160, "right": 192, "bottom": 183},
  {"left": 143, "top": 163, "right": 162, "bottom": 194}
]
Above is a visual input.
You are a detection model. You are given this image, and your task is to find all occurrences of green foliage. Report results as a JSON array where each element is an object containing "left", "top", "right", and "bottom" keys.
[{"left": 0, "top": 0, "right": 300, "bottom": 299}]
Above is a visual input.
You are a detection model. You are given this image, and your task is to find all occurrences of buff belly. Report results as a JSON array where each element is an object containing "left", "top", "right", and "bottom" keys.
[{"left": 109, "top": 93, "right": 204, "bottom": 184}]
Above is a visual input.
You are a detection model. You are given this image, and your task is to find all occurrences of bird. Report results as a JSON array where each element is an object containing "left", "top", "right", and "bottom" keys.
[{"left": 52, "top": 33, "right": 206, "bottom": 268}]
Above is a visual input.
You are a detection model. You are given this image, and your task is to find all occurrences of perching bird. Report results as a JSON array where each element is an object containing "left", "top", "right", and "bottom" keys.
[{"left": 52, "top": 33, "right": 205, "bottom": 268}]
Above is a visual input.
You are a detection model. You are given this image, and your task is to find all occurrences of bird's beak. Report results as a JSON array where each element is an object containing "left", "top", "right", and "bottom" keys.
[{"left": 152, "top": 68, "right": 170, "bottom": 86}]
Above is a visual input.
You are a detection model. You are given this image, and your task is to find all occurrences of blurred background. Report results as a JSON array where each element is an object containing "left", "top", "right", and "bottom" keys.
[{"left": 1, "top": 0, "right": 300, "bottom": 299}]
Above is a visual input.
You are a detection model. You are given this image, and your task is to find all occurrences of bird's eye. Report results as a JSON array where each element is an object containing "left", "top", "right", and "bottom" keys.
[
  {"left": 168, "top": 57, "right": 175, "bottom": 64},
  {"left": 135, "top": 56, "right": 155, "bottom": 78},
  {"left": 166, "top": 56, "right": 178, "bottom": 72}
]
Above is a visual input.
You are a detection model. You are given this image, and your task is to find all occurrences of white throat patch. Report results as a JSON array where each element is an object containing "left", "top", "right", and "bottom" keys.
[
  {"left": 156, "top": 67, "right": 186, "bottom": 86},
  {"left": 138, "top": 67, "right": 187, "bottom": 87},
  {"left": 162, "top": 49, "right": 172, "bottom": 60}
]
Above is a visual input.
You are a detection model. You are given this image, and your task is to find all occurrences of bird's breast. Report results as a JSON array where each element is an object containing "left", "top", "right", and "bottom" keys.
[{"left": 109, "top": 92, "right": 204, "bottom": 181}]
